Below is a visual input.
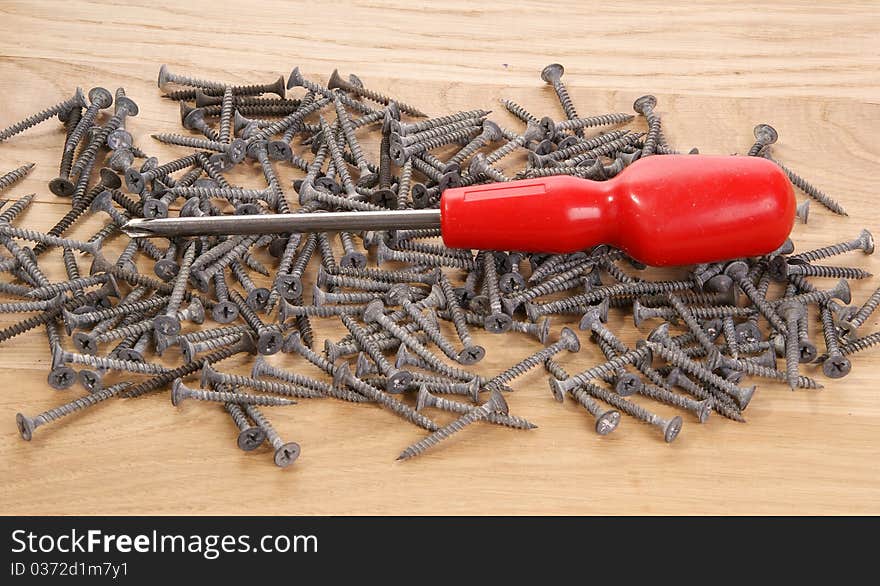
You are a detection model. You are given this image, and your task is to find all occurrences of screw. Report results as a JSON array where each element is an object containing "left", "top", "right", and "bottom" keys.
[
  {"left": 16, "top": 383, "right": 130, "bottom": 441},
  {"left": 0, "top": 88, "right": 86, "bottom": 142},
  {"left": 251, "top": 355, "right": 366, "bottom": 403},
  {"left": 632, "top": 95, "right": 662, "bottom": 156},
  {"left": 583, "top": 381, "right": 682, "bottom": 443},
  {"left": 416, "top": 387, "right": 536, "bottom": 430},
  {"left": 339, "top": 313, "right": 412, "bottom": 393},
  {"left": 540, "top": 64, "right": 583, "bottom": 137},
  {"left": 241, "top": 402, "right": 301, "bottom": 468},
  {"left": 336, "top": 362, "right": 438, "bottom": 431},
  {"left": 0, "top": 163, "right": 36, "bottom": 194},
  {"left": 397, "top": 390, "right": 508, "bottom": 461},
  {"left": 223, "top": 397, "right": 267, "bottom": 452},
  {"left": 747, "top": 123, "right": 778, "bottom": 157},
  {"left": 790, "top": 229, "right": 874, "bottom": 263},
  {"left": 487, "top": 327, "right": 580, "bottom": 391},
  {"left": 763, "top": 153, "right": 847, "bottom": 216},
  {"left": 173, "top": 376, "right": 297, "bottom": 406},
  {"left": 327, "top": 68, "right": 426, "bottom": 117},
  {"left": 154, "top": 240, "right": 197, "bottom": 336}
]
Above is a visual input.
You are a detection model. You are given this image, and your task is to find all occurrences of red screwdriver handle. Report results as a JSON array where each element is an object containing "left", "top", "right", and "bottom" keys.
[{"left": 440, "top": 155, "right": 796, "bottom": 266}]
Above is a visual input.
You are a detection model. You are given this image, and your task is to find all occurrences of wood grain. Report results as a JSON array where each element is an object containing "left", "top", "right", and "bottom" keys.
[{"left": 0, "top": 1, "right": 878, "bottom": 515}]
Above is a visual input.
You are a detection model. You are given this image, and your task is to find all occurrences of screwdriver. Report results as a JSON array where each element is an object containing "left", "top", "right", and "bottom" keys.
[{"left": 122, "top": 155, "right": 795, "bottom": 266}]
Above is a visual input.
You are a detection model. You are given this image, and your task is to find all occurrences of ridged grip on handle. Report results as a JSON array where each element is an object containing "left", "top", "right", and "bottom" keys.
[{"left": 440, "top": 155, "right": 795, "bottom": 266}]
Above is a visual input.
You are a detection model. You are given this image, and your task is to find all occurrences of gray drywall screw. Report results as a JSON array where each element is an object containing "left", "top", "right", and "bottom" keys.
[
  {"left": 62, "top": 294, "right": 168, "bottom": 334},
  {"left": 790, "top": 229, "right": 874, "bottom": 263},
  {"left": 278, "top": 300, "right": 366, "bottom": 319},
  {"left": 839, "top": 284, "right": 880, "bottom": 340},
  {"left": 339, "top": 313, "right": 412, "bottom": 393},
  {"left": 631, "top": 94, "right": 663, "bottom": 156},
  {"left": 665, "top": 366, "right": 746, "bottom": 421},
  {"left": 525, "top": 279, "right": 694, "bottom": 321},
  {"left": 64, "top": 87, "right": 113, "bottom": 155},
  {"left": 242, "top": 402, "right": 301, "bottom": 468},
  {"left": 645, "top": 340, "right": 756, "bottom": 409},
  {"left": 333, "top": 96, "right": 377, "bottom": 186},
  {"left": 665, "top": 293, "right": 727, "bottom": 368},
  {"left": 174, "top": 382, "right": 290, "bottom": 410},
  {"left": 336, "top": 362, "right": 438, "bottom": 431},
  {"left": 230, "top": 261, "right": 271, "bottom": 311},
  {"left": 583, "top": 380, "right": 682, "bottom": 442},
  {"left": 376, "top": 239, "right": 475, "bottom": 271},
  {"left": 16, "top": 382, "right": 130, "bottom": 441},
  {"left": 181, "top": 106, "right": 220, "bottom": 141},
  {"left": 55, "top": 347, "right": 171, "bottom": 376},
  {"left": 163, "top": 75, "right": 286, "bottom": 100},
  {"left": 211, "top": 271, "right": 239, "bottom": 324},
  {"left": 763, "top": 154, "right": 847, "bottom": 216},
  {"left": 157, "top": 65, "right": 229, "bottom": 90},
  {"left": 52, "top": 106, "right": 81, "bottom": 195},
  {"left": 747, "top": 124, "right": 778, "bottom": 157},
  {"left": 26, "top": 273, "right": 115, "bottom": 301},
  {"left": 0, "top": 163, "right": 36, "bottom": 193},
  {"left": 339, "top": 232, "right": 367, "bottom": 269},
  {"left": 45, "top": 317, "right": 77, "bottom": 390},
  {"left": 541, "top": 63, "right": 583, "bottom": 137},
  {"left": 723, "top": 260, "right": 788, "bottom": 333},
  {"left": 543, "top": 357, "right": 621, "bottom": 434},
  {"left": 151, "top": 133, "right": 247, "bottom": 164},
  {"left": 229, "top": 289, "right": 284, "bottom": 355},
  {"left": 499, "top": 98, "right": 540, "bottom": 125},
  {"left": 551, "top": 112, "right": 636, "bottom": 134},
  {"left": 180, "top": 332, "right": 243, "bottom": 362},
  {"left": 486, "top": 327, "right": 581, "bottom": 391},
  {"left": 201, "top": 364, "right": 323, "bottom": 399},
  {"left": 467, "top": 153, "right": 510, "bottom": 182},
  {"left": 436, "top": 273, "right": 485, "bottom": 363},
  {"left": 415, "top": 387, "right": 536, "bottom": 430},
  {"left": 0, "top": 295, "right": 66, "bottom": 314},
  {"left": 223, "top": 397, "right": 267, "bottom": 451},
  {"left": 154, "top": 240, "right": 196, "bottom": 336},
  {"left": 327, "top": 69, "right": 426, "bottom": 117},
  {"left": 393, "top": 118, "right": 480, "bottom": 147},
  {"left": 1, "top": 237, "right": 50, "bottom": 287},
  {"left": 0, "top": 224, "right": 102, "bottom": 257},
  {"left": 499, "top": 252, "right": 526, "bottom": 294},
  {"left": 481, "top": 251, "right": 512, "bottom": 333},
  {"left": 391, "top": 109, "right": 488, "bottom": 136},
  {"left": 313, "top": 287, "right": 383, "bottom": 306},
  {"left": 397, "top": 390, "right": 509, "bottom": 461},
  {"left": 549, "top": 344, "right": 652, "bottom": 397},
  {"left": 818, "top": 303, "right": 852, "bottom": 378},
  {"left": 70, "top": 100, "right": 137, "bottom": 178},
  {"left": 85, "top": 299, "right": 203, "bottom": 351},
  {"left": 251, "top": 355, "right": 366, "bottom": 403},
  {"left": 767, "top": 279, "right": 851, "bottom": 309},
  {"left": 579, "top": 306, "right": 644, "bottom": 396},
  {"left": 274, "top": 233, "right": 316, "bottom": 301},
  {"left": 125, "top": 152, "right": 204, "bottom": 194},
  {"left": 362, "top": 300, "right": 483, "bottom": 383},
  {"left": 768, "top": 257, "right": 872, "bottom": 281},
  {"left": 0, "top": 88, "right": 86, "bottom": 142}
]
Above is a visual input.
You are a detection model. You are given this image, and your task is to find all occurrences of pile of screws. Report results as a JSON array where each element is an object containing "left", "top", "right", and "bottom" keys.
[{"left": 0, "top": 62, "right": 876, "bottom": 467}]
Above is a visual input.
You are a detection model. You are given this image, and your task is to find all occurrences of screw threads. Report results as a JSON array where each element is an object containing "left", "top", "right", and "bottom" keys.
[
  {"left": 789, "top": 264, "right": 871, "bottom": 280},
  {"left": 339, "top": 313, "right": 395, "bottom": 375},
  {"left": 218, "top": 87, "right": 234, "bottom": 143},
  {"left": 848, "top": 285, "right": 880, "bottom": 330},
  {"left": 558, "top": 347, "right": 650, "bottom": 393},
  {"left": 181, "top": 384, "right": 296, "bottom": 407},
  {"left": 397, "top": 406, "right": 486, "bottom": 460},
  {"left": 647, "top": 341, "right": 753, "bottom": 407},
  {"left": 342, "top": 369, "right": 438, "bottom": 431},
  {"left": 70, "top": 113, "right": 125, "bottom": 177},
  {"left": 565, "top": 133, "right": 645, "bottom": 166},
  {"left": 736, "top": 276, "right": 788, "bottom": 332},
  {"left": 0, "top": 193, "right": 36, "bottom": 222},
  {"left": 766, "top": 156, "right": 847, "bottom": 216},
  {"left": 27, "top": 274, "right": 109, "bottom": 300},
  {"left": 530, "top": 280, "right": 694, "bottom": 319},
  {"left": 207, "top": 368, "right": 323, "bottom": 399},
  {"left": 500, "top": 99, "right": 540, "bottom": 124},
  {"left": 64, "top": 351, "right": 171, "bottom": 375},
  {"left": 0, "top": 163, "right": 36, "bottom": 193},
  {"left": 70, "top": 295, "right": 168, "bottom": 327},
  {"left": 0, "top": 90, "right": 85, "bottom": 142}
]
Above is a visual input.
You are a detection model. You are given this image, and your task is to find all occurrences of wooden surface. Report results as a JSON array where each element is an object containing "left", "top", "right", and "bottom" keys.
[{"left": 1, "top": 1, "right": 879, "bottom": 515}]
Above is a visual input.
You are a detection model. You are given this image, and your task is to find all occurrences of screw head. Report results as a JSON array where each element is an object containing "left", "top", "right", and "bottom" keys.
[
  {"left": 386, "top": 369, "right": 413, "bottom": 394},
  {"left": 142, "top": 197, "right": 170, "bottom": 219},
  {"left": 78, "top": 369, "right": 103, "bottom": 392},
  {"left": 362, "top": 300, "right": 385, "bottom": 324},
  {"left": 485, "top": 389, "right": 509, "bottom": 415},
  {"left": 286, "top": 67, "right": 305, "bottom": 90},
  {"left": 734, "top": 321, "right": 763, "bottom": 344},
  {"left": 247, "top": 288, "right": 271, "bottom": 312},
  {"left": 859, "top": 229, "right": 875, "bottom": 254},
  {"left": 115, "top": 96, "right": 139, "bottom": 117},
  {"left": 238, "top": 426, "right": 267, "bottom": 451},
  {"left": 457, "top": 345, "right": 486, "bottom": 365},
  {"left": 753, "top": 123, "right": 778, "bottom": 145},
  {"left": 595, "top": 410, "right": 621, "bottom": 435},
  {"left": 663, "top": 416, "right": 683, "bottom": 443},
  {"left": 327, "top": 69, "right": 347, "bottom": 90},
  {"left": 16, "top": 413, "right": 36, "bottom": 441},
  {"left": 153, "top": 259, "right": 179, "bottom": 281},
  {"left": 257, "top": 331, "right": 284, "bottom": 356},
  {"left": 632, "top": 94, "right": 657, "bottom": 114},
  {"left": 157, "top": 64, "right": 171, "bottom": 88},
  {"left": 268, "top": 140, "right": 292, "bottom": 161},
  {"left": 48, "top": 177, "right": 75, "bottom": 197},
  {"left": 798, "top": 340, "right": 818, "bottom": 363},
  {"left": 614, "top": 373, "right": 642, "bottom": 396},
  {"left": 212, "top": 301, "right": 240, "bottom": 324},
  {"left": 549, "top": 377, "right": 566, "bottom": 402},
  {"left": 723, "top": 259, "right": 749, "bottom": 280},
  {"left": 228, "top": 139, "right": 248, "bottom": 164},
  {"left": 274, "top": 274, "right": 303, "bottom": 301},
  {"left": 88, "top": 87, "right": 113, "bottom": 109},
  {"left": 499, "top": 271, "right": 526, "bottom": 294},
  {"left": 47, "top": 366, "right": 76, "bottom": 390},
  {"left": 540, "top": 63, "right": 565, "bottom": 83},
  {"left": 822, "top": 355, "right": 852, "bottom": 379},
  {"left": 415, "top": 386, "right": 433, "bottom": 411},
  {"left": 484, "top": 312, "right": 513, "bottom": 334},
  {"left": 274, "top": 442, "right": 301, "bottom": 468},
  {"left": 558, "top": 327, "right": 581, "bottom": 352},
  {"left": 171, "top": 379, "right": 187, "bottom": 406},
  {"left": 73, "top": 332, "right": 98, "bottom": 355},
  {"left": 154, "top": 314, "right": 182, "bottom": 336}
]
